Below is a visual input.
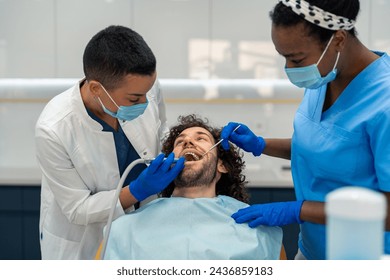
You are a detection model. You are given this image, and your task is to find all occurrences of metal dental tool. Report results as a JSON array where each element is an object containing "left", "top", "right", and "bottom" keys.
[{"left": 200, "top": 124, "right": 241, "bottom": 159}]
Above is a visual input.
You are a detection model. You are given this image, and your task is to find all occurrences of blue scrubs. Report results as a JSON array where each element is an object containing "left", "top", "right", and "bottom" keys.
[
  {"left": 291, "top": 52, "right": 390, "bottom": 259},
  {"left": 104, "top": 195, "right": 283, "bottom": 260},
  {"left": 87, "top": 110, "right": 146, "bottom": 186}
]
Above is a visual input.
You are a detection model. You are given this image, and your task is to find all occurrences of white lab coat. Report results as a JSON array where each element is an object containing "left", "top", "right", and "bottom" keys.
[{"left": 35, "top": 79, "right": 168, "bottom": 259}]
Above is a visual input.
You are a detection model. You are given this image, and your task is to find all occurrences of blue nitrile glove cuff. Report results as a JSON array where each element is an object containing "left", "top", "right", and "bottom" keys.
[
  {"left": 231, "top": 200, "right": 305, "bottom": 227},
  {"left": 292, "top": 200, "right": 304, "bottom": 224},
  {"left": 129, "top": 180, "right": 147, "bottom": 202},
  {"left": 253, "top": 136, "right": 266, "bottom": 157},
  {"left": 129, "top": 153, "right": 185, "bottom": 202}
]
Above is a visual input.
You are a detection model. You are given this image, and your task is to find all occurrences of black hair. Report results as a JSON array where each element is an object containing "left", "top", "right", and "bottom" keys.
[
  {"left": 270, "top": 0, "right": 360, "bottom": 43},
  {"left": 83, "top": 25, "right": 156, "bottom": 90}
]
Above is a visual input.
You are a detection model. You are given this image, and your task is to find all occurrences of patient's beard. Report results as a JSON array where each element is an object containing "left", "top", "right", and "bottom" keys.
[{"left": 174, "top": 156, "right": 218, "bottom": 188}]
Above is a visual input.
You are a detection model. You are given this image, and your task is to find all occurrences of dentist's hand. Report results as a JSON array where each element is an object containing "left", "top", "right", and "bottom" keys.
[
  {"left": 231, "top": 200, "right": 304, "bottom": 227},
  {"left": 220, "top": 122, "right": 265, "bottom": 156},
  {"left": 129, "top": 153, "right": 185, "bottom": 201}
]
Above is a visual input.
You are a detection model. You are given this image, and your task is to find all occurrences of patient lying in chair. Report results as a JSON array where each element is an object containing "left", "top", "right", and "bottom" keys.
[{"left": 104, "top": 114, "right": 283, "bottom": 259}]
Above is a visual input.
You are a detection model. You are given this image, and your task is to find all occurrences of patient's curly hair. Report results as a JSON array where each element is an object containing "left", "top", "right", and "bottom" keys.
[{"left": 161, "top": 114, "right": 249, "bottom": 203}]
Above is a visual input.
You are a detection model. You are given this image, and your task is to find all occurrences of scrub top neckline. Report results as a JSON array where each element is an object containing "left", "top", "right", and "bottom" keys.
[
  {"left": 319, "top": 51, "right": 386, "bottom": 122},
  {"left": 86, "top": 108, "right": 121, "bottom": 133}
]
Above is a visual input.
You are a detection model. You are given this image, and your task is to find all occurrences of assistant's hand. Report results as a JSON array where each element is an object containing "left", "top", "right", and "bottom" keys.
[
  {"left": 220, "top": 122, "right": 265, "bottom": 156},
  {"left": 129, "top": 153, "right": 185, "bottom": 201},
  {"left": 231, "top": 200, "right": 304, "bottom": 227}
]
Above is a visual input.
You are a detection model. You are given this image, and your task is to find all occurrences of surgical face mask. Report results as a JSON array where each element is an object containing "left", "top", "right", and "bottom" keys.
[
  {"left": 97, "top": 84, "right": 148, "bottom": 121},
  {"left": 285, "top": 35, "right": 340, "bottom": 89}
]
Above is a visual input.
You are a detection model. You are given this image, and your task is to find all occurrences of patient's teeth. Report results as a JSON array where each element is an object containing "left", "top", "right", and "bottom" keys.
[{"left": 183, "top": 152, "right": 200, "bottom": 161}]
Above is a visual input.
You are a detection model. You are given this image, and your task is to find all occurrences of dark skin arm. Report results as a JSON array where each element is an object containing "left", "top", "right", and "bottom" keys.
[
  {"left": 385, "top": 192, "right": 390, "bottom": 231},
  {"left": 119, "top": 186, "right": 139, "bottom": 210},
  {"left": 300, "top": 201, "right": 326, "bottom": 224},
  {"left": 263, "top": 138, "right": 292, "bottom": 160},
  {"left": 299, "top": 192, "right": 390, "bottom": 231}
]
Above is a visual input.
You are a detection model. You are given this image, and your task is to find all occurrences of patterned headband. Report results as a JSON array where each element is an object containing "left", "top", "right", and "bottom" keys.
[{"left": 279, "top": 0, "right": 355, "bottom": 30}]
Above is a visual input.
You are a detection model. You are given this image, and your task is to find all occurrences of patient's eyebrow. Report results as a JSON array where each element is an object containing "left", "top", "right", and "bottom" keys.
[{"left": 175, "top": 130, "right": 214, "bottom": 143}]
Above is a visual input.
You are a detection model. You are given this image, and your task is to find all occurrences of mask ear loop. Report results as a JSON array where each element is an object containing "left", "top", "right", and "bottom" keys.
[
  {"left": 316, "top": 34, "right": 335, "bottom": 65},
  {"left": 332, "top": 52, "right": 341, "bottom": 71},
  {"left": 96, "top": 97, "right": 105, "bottom": 108},
  {"left": 99, "top": 83, "right": 120, "bottom": 109}
]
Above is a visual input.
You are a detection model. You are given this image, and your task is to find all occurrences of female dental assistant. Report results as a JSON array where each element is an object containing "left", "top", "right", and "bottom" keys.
[
  {"left": 221, "top": 0, "right": 390, "bottom": 260},
  {"left": 35, "top": 26, "right": 184, "bottom": 259}
]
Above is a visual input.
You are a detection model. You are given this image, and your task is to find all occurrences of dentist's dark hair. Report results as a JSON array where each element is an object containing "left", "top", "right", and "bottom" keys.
[
  {"left": 161, "top": 114, "right": 249, "bottom": 203},
  {"left": 83, "top": 25, "right": 156, "bottom": 90}
]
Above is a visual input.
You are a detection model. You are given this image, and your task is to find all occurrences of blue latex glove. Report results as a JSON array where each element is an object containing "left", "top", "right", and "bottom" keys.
[
  {"left": 231, "top": 200, "right": 304, "bottom": 227},
  {"left": 220, "top": 122, "right": 265, "bottom": 156},
  {"left": 129, "top": 153, "right": 185, "bottom": 201}
]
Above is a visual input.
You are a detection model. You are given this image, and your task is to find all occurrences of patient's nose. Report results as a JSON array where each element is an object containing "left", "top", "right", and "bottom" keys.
[{"left": 182, "top": 136, "right": 195, "bottom": 147}]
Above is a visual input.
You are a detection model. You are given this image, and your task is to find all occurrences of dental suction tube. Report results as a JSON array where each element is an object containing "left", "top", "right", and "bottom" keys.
[
  {"left": 100, "top": 158, "right": 146, "bottom": 259},
  {"left": 99, "top": 157, "right": 180, "bottom": 259}
]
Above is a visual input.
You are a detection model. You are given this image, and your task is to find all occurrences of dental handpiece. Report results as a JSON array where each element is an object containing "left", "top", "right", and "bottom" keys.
[{"left": 201, "top": 124, "right": 241, "bottom": 158}]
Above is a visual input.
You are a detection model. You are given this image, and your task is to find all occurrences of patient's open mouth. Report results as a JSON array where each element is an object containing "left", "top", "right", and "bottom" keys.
[{"left": 183, "top": 152, "right": 200, "bottom": 161}]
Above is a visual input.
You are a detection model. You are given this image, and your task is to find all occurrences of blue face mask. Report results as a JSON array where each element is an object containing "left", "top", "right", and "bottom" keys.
[
  {"left": 97, "top": 84, "right": 148, "bottom": 121},
  {"left": 285, "top": 35, "right": 340, "bottom": 89}
]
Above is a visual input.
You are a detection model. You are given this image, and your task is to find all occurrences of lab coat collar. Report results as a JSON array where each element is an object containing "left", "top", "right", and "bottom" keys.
[{"left": 71, "top": 78, "right": 105, "bottom": 131}]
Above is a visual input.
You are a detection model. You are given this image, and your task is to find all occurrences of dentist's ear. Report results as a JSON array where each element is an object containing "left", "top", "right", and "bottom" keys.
[
  {"left": 334, "top": 30, "right": 347, "bottom": 52},
  {"left": 87, "top": 80, "right": 103, "bottom": 98},
  {"left": 217, "top": 159, "right": 228, "bottom": 174}
]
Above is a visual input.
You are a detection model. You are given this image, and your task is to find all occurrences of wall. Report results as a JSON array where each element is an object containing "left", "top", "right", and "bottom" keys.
[
  {"left": 0, "top": 0, "right": 389, "bottom": 79},
  {"left": 1, "top": 0, "right": 389, "bottom": 184}
]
